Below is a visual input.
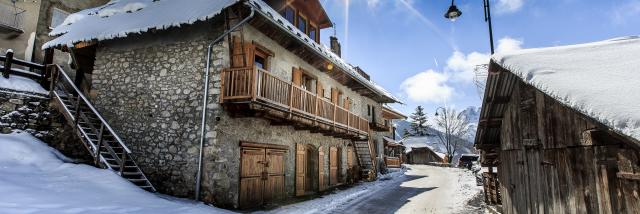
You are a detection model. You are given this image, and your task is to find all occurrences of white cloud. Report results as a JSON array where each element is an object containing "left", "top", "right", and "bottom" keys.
[
  {"left": 366, "top": 0, "right": 380, "bottom": 8},
  {"left": 495, "top": 0, "right": 524, "bottom": 14},
  {"left": 400, "top": 37, "right": 523, "bottom": 104},
  {"left": 401, "top": 70, "right": 454, "bottom": 103},
  {"left": 448, "top": 37, "right": 523, "bottom": 82},
  {"left": 612, "top": 0, "right": 640, "bottom": 25}
]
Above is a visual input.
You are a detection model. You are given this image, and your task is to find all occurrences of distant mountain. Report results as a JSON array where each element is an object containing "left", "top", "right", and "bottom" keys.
[{"left": 394, "top": 106, "right": 480, "bottom": 163}]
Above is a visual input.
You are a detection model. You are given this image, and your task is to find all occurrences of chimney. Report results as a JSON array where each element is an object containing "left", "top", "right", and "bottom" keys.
[{"left": 330, "top": 36, "right": 341, "bottom": 57}]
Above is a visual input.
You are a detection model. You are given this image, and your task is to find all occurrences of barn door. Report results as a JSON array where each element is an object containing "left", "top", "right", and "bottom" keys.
[
  {"left": 329, "top": 147, "right": 339, "bottom": 186},
  {"left": 318, "top": 146, "right": 325, "bottom": 191},
  {"left": 239, "top": 147, "right": 265, "bottom": 207},
  {"left": 295, "top": 143, "right": 306, "bottom": 196},
  {"left": 264, "top": 149, "right": 286, "bottom": 202},
  {"left": 239, "top": 146, "right": 286, "bottom": 208}
]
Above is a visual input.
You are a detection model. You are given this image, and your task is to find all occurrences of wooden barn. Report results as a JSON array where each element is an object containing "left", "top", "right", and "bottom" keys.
[{"left": 475, "top": 37, "right": 640, "bottom": 213}]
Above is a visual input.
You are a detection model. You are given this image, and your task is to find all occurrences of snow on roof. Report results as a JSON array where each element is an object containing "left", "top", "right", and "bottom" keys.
[
  {"left": 43, "top": 0, "right": 238, "bottom": 49},
  {"left": 247, "top": 0, "right": 400, "bottom": 103},
  {"left": 399, "top": 136, "right": 446, "bottom": 159},
  {"left": 492, "top": 36, "right": 640, "bottom": 142},
  {"left": 0, "top": 66, "right": 48, "bottom": 95},
  {"left": 44, "top": 0, "right": 400, "bottom": 103}
]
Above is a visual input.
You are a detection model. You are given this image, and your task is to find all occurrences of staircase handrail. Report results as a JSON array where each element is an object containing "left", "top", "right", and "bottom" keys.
[{"left": 50, "top": 64, "right": 132, "bottom": 153}]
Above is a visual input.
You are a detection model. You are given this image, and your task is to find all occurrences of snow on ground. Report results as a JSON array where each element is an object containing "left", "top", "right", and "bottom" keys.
[
  {"left": 0, "top": 69, "right": 48, "bottom": 95},
  {"left": 262, "top": 165, "right": 482, "bottom": 214},
  {"left": 0, "top": 132, "right": 234, "bottom": 214},
  {"left": 492, "top": 36, "right": 640, "bottom": 142}
]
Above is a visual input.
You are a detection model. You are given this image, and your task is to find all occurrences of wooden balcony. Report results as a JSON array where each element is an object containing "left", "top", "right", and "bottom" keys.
[{"left": 220, "top": 67, "right": 370, "bottom": 139}]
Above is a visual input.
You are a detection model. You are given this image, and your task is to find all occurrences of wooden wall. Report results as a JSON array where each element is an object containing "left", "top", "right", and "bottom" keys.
[
  {"left": 497, "top": 78, "right": 640, "bottom": 214},
  {"left": 406, "top": 148, "right": 443, "bottom": 164}
]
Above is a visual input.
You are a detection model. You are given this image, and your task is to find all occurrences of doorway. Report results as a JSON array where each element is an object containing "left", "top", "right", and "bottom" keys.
[
  {"left": 296, "top": 143, "right": 321, "bottom": 196},
  {"left": 239, "top": 143, "right": 287, "bottom": 208}
]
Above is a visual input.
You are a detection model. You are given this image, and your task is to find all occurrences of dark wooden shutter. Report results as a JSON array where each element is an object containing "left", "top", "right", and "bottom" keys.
[{"left": 331, "top": 88, "right": 339, "bottom": 104}]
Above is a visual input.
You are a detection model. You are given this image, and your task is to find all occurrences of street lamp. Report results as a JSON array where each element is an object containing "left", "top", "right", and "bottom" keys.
[
  {"left": 444, "top": 0, "right": 496, "bottom": 54},
  {"left": 444, "top": 0, "right": 462, "bottom": 22}
]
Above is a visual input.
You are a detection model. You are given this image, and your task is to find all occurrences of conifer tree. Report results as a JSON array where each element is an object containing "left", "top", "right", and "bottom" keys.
[{"left": 410, "top": 106, "right": 429, "bottom": 136}]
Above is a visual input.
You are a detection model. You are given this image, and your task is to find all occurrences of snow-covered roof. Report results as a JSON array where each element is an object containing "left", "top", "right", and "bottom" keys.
[
  {"left": 247, "top": 0, "right": 400, "bottom": 103},
  {"left": 399, "top": 136, "right": 446, "bottom": 159},
  {"left": 492, "top": 36, "right": 640, "bottom": 142},
  {"left": 43, "top": 0, "right": 238, "bottom": 49},
  {"left": 43, "top": 0, "right": 400, "bottom": 103}
]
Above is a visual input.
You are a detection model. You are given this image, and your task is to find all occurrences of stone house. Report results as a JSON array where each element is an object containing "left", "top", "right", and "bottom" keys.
[{"left": 43, "top": 0, "right": 400, "bottom": 209}]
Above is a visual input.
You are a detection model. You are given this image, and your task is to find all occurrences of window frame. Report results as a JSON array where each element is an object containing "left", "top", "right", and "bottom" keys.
[
  {"left": 281, "top": 6, "right": 296, "bottom": 25},
  {"left": 252, "top": 42, "right": 274, "bottom": 71},
  {"left": 308, "top": 22, "right": 319, "bottom": 42},
  {"left": 50, "top": 7, "right": 70, "bottom": 29},
  {"left": 296, "top": 12, "right": 308, "bottom": 34}
]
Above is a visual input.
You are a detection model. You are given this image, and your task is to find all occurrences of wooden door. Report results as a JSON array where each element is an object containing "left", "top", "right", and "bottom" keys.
[
  {"left": 329, "top": 147, "right": 338, "bottom": 186},
  {"left": 239, "top": 148, "right": 265, "bottom": 207},
  {"left": 318, "top": 146, "right": 325, "bottom": 191},
  {"left": 264, "top": 149, "right": 286, "bottom": 202},
  {"left": 239, "top": 146, "right": 286, "bottom": 208},
  {"left": 295, "top": 143, "right": 306, "bottom": 196}
]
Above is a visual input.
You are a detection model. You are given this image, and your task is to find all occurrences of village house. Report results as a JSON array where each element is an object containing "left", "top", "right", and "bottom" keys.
[
  {"left": 375, "top": 105, "right": 407, "bottom": 169},
  {"left": 475, "top": 36, "right": 640, "bottom": 213},
  {"left": 38, "top": 0, "right": 401, "bottom": 209},
  {"left": 400, "top": 136, "right": 446, "bottom": 165}
]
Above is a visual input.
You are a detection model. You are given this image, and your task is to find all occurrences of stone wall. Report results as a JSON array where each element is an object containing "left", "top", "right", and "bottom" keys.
[
  {"left": 91, "top": 19, "right": 226, "bottom": 199},
  {"left": 0, "top": 89, "right": 88, "bottom": 161}
]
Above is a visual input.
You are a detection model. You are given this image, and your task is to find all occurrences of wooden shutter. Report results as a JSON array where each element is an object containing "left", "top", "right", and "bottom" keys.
[
  {"left": 231, "top": 36, "right": 254, "bottom": 68},
  {"left": 344, "top": 97, "right": 351, "bottom": 109},
  {"left": 316, "top": 81, "right": 323, "bottom": 96},
  {"left": 295, "top": 143, "right": 306, "bottom": 196},
  {"left": 292, "top": 67, "right": 302, "bottom": 86},
  {"left": 318, "top": 146, "right": 325, "bottom": 191},
  {"left": 329, "top": 147, "right": 338, "bottom": 186},
  {"left": 331, "top": 88, "right": 339, "bottom": 104}
]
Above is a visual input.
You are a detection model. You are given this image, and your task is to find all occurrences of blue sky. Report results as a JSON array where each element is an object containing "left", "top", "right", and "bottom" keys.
[{"left": 317, "top": 0, "right": 640, "bottom": 117}]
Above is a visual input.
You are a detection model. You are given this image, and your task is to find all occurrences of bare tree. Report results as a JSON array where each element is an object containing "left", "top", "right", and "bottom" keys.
[{"left": 434, "top": 107, "right": 471, "bottom": 164}]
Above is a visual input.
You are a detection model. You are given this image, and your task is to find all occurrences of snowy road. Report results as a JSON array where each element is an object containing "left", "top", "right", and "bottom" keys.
[{"left": 265, "top": 165, "right": 483, "bottom": 214}]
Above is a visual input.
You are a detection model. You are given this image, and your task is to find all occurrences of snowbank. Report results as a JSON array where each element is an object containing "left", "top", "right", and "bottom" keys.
[
  {"left": 0, "top": 132, "right": 233, "bottom": 214},
  {"left": 492, "top": 36, "right": 640, "bottom": 142},
  {"left": 0, "top": 67, "right": 48, "bottom": 95}
]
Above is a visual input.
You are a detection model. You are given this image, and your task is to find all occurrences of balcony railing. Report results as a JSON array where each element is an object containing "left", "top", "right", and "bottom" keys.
[
  {"left": 221, "top": 66, "right": 370, "bottom": 136},
  {"left": 0, "top": 2, "right": 25, "bottom": 33}
]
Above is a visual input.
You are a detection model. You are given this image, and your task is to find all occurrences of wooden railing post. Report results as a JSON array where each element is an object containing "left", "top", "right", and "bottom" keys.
[
  {"left": 3, "top": 50, "right": 13, "bottom": 78},
  {"left": 120, "top": 152, "right": 126, "bottom": 175},
  {"left": 288, "top": 84, "right": 294, "bottom": 116},
  {"left": 251, "top": 67, "right": 257, "bottom": 101}
]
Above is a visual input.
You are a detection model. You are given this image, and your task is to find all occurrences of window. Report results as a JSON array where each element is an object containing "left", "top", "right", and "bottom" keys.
[
  {"left": 282, "top": 6, "right": 295, "bottom": 25},
  {"left": 367, "top": 105, "right": 371, "bottom": 116},
  {"left": 301, "top": 72, "right": 316, "bottom": 92},
  {"left": 308, "top": 24, "right": 318, "bottom": 42},
  {"left": 50, "top": 8, "right": 70, "bottom": 29},
  {"left": 253, "top": 42, "right": 273, "bottom": 71},
  {"left": 297, "top": 14, "right": 307, "bottom": 33}
]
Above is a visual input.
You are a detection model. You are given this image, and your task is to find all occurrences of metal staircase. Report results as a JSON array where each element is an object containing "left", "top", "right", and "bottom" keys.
[
  {"left": 353, "top": 140, "right": 376, "bottom": 180},
  {"left": 48, "top": 64, "right": 155, "bottom": 192}
]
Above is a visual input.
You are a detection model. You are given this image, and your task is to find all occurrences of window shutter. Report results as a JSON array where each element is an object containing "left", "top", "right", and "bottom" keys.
[
  {"left": 331, "top": 88, "right": 339, "bottom": 104},
  {"left": 344, "top": 97, "right": 351, "bottom": 110},
  {"left": 231, "top": 36, "right": 255, "bottom": 68},
  {"left": 316, "top": 81, "right": 323, "bottom": 96},
  {"left": 292, "top": 67, "right": 302, "bottom": 86}
]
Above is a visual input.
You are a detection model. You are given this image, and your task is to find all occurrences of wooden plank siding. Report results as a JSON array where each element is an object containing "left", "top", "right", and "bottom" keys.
[{"left": 494, "top": 76, "right": 640, "bottom": 214}]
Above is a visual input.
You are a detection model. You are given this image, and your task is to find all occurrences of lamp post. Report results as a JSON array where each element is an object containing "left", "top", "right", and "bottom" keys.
[{"left": 444, "top": 0, "right": 495, "bottom": 54}]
